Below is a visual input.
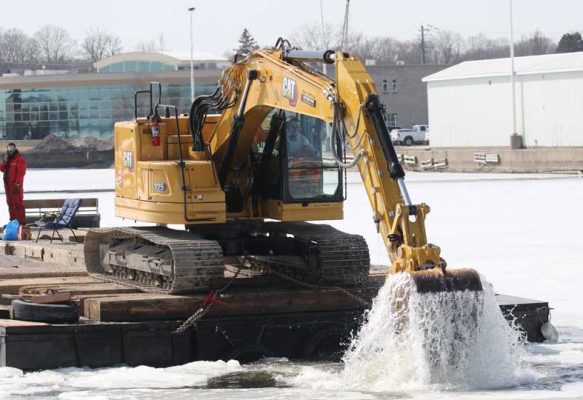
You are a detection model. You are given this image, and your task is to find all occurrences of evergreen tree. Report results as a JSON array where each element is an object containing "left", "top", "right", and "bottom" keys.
[
  {"left": 234, "top": 29, "right": 259, "bottom": 54},
  {"left": 556, "top": 32, "right": 583, "bottom": 53}
]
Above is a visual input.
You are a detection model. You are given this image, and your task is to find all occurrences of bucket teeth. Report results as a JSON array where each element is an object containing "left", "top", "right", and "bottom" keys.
[{"left": 410, "top": 268, "right": 483, "bottom": 293}]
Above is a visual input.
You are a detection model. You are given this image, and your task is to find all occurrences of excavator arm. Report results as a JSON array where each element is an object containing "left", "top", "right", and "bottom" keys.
[{"left": 334, "top": 53, "right": 481, "bottom": 291}]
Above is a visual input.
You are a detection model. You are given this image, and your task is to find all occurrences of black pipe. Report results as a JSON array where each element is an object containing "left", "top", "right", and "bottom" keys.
[
  {"left": 284, "top": 50, "right": 335, "bottom": 64},
  {"left": 133, "top": 82, "right": 162, "bottom": 119},
  {"left": 365, "top": 94, "right": 405, "bottom": 180},
  {"left": 218, "top": 70, "right": 258, "bottom": 186},
  {"left": 134, "top": 90, "right": 150, "bottom": 119}
]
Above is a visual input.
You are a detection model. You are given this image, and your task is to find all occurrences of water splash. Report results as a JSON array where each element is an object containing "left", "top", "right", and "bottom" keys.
[{"left": 340, "top": 272, "right": 534, "bottom": 391}]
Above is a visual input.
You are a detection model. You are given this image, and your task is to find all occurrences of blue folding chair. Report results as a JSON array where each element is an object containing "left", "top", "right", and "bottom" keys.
[{"left": 35, "top": 198, "right": 82, "bottom": 243}]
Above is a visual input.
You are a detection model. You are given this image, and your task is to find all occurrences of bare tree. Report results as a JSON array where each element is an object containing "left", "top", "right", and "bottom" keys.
[
  {"left": 136, "top": 33, "right": 166, "bottom": 53},
  {"left": 34, "top": 25, "right": 76, "bottom": 63},
  {"left": 348, "top": 36, "right": 400, "bottom": 64},
  {"left": 287, "top": 25, "right": 559, "bottom": 66},
  {"left": 292, "top": 22, "right": 339, "bottom": 50},
  {"left": 397, "top": 40, "right": 421, "bottom": 64},
  {"left": 515, "top": 30, "right": 555, "bottom": 56},
  {"left": 462, "top": 34, "right": 508, "bottom": 61},
  {"left": 81, "top": 27, "right": 122, "bottom": 62},
  {"left": 0, "top": 28, "right": 38, "bottom": 63},
  {"left": 432, "top": 30, "right": 464, "bottom": 64}
]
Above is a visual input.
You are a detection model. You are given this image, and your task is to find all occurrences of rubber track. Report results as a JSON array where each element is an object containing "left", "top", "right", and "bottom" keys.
[
  {"left": 252, "top": 222, "right": 370, "bottom": 286},
  {"left": 84, "top": 227, "right": 224, "bottom": 294}
]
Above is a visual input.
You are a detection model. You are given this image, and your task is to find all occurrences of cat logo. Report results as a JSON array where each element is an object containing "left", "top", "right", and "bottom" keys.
[{"left": 282, "top": 76, "right": 298, "bottom": 106}]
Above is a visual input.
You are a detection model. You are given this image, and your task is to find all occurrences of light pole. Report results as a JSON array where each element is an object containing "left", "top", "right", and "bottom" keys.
[
  {"left": 509, "top": 0, "right": 520, "bottom": 147},
  {"left": 189, "top": 6, "right": 195, "bottom": 102},
  {"left": 319, "top": 0, "right": 327, "bottom": 75}
]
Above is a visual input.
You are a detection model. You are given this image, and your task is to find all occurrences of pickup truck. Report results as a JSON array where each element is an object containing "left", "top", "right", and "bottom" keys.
[{"left": 390, "top": 125, "right": 429, "bottom": 146}]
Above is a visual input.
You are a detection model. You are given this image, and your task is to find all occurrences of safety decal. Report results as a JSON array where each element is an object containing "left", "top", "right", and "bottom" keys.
[
  {"left": 123, "top": 151, "right": 133, "bottom": 171},
  {"left": 282, "top": 76, "right": 298, "bottom": 106},
  {"left": 301, "top": 92, "right": 316, "bottom": 107},
  {"left": 152, "top": 182, "right": 167, "bottom": 192}
]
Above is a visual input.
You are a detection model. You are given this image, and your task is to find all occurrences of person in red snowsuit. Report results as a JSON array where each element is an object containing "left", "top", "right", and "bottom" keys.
[{"left": 0, "top": 143, "right": 27, "bottom": 225}]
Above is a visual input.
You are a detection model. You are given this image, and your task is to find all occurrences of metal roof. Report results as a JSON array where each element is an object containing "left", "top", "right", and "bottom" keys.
[
  {"left": 423, "top": 51, "right": 583, "bottom": 82},
  {"left": 94, "top": 51, "right": 228, "bottom": 70},
  {"left": 0, "top": 69, "right": 222, "bottom": 89}
]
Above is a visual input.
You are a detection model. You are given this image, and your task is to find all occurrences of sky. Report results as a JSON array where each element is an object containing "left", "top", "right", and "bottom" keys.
[{"left": 1, "top": 0, "right": 583, "bottom": 56}]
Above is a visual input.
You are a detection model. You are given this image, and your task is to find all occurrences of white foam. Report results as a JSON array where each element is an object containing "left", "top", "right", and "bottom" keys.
[
  {"left": 0, "top": 367, "right": 23, "bottom": 378},
  {"left": 0, "top": 360, "right": 243, "bottom": 399},
  {"left": 65, "top": 360, "right": 242, "bottom": 389},
  {"left": 338, "top": 273, "right": 537, "bottom": 391}
]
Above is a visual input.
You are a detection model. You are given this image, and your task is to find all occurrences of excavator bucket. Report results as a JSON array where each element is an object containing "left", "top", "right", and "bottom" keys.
[{"left": 410, "top": 268, "right": 483, "bottom": 293}]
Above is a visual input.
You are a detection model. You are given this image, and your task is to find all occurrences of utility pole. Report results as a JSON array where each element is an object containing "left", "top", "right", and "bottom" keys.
[
  {"left": 320, "top": 0, "right": 327, "bottom": 75},
  {"left": 508, "top": 0, "right": 522, "bottom": 149},
  {"left": 421, "top": 25, "right": 426, "bottom": 65},
  {"left": 509, "top": 0, "right": 517, "bottom": 135},
  {"left": 189, "top": 6, "right": 196, "bottom": 102}
]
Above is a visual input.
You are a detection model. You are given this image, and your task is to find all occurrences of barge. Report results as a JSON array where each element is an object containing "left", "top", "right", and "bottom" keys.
[{"left": 0, "top": 234, "right": 551, "bottom": 371}]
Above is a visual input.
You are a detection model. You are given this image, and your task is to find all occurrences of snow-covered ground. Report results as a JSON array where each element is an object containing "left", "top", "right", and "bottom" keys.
[{"left": 0, "top": 169, "right": 581, "bottom": 399}]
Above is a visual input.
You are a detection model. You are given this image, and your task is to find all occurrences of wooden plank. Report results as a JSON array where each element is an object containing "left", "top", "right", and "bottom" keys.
[
  {"left": 32, "top": 292, "right": 71, "bottom": 304},
  {"left": 41, "top": 246, "right": 85, "bottom": 269},
  {"left": 0, "top": 318, "right": 48, "bottom": 327},
  {"left": 0, "top": 270, "right": 88, "bottom": 280},
  {"left": 20, "top": 283, "right": 139, "bottom": 297},
  {"left": 4, "top": 242, "right": 45, "bottom": 260},
  {"left": 0, "top": 241, "right": 87, "bottom": 269},
  {"left": 76, "top": 293, "right": 158, "bottom": 317},
  {"left": 0, "top": 277, "right": 99, "bottom": 295},
  {"left": 85, "top": 286, "right": 378, "bottom": 322}
]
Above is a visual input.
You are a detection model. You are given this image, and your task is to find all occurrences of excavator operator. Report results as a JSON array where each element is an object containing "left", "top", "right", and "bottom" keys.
[{"left": 286, "top": 118, "right": 316, "bottom": 159}]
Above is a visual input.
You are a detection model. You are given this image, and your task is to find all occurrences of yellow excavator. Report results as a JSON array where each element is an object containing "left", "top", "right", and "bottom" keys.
[{"left": 84, "top": 38, "right": 481, "bottom": 295}]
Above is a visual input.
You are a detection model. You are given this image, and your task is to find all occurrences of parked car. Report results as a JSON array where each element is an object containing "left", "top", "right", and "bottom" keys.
[{"left": 390, "top": 125, "right": 429, "bottom": 146}]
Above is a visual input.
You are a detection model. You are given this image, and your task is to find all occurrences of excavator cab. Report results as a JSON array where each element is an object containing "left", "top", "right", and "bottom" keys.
[
  {"left": 283, "top": 114, "right": 343, "bottom": 203},
  {"left": 251, "top": 110, "right": 344, "bottom": 208}
]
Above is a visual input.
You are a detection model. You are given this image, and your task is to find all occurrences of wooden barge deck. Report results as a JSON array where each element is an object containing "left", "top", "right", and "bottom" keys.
[{"left": 0, "top": 234, "right": 551, "bottom": 370}]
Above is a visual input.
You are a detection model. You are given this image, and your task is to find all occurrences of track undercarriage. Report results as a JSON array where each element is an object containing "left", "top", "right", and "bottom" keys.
[{"left": 84, "top": 222, "right": 371, "bottom": 294}]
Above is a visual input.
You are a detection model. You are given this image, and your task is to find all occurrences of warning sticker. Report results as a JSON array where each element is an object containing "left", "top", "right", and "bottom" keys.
[{"left": 301, "top": 92, "right": 316, "bottom": 107}]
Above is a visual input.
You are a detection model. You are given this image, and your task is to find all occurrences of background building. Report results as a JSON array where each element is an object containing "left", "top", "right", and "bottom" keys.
[
  {"left": 423, "top": 52, "right": 583, "bottom": 147},
  {"left": 0, "top": 52, "right": 227, "bottom": 140},
  {"left": 367, "top": 64, "right": 444, "bottom": 129}
]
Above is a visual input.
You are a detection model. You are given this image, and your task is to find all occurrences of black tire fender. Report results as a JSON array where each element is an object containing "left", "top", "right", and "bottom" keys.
[
  {"left": 227, "top": 344, "right": 274, "bottom": 363},
  {"left": 11, "top": 299, "right": 79, "bottom": 324},
  {"left": 403, "top": 136, "right": 414, "bottom": 146},
  {"left": 301, "top": 328, "right": 347, "bottom": 360}
]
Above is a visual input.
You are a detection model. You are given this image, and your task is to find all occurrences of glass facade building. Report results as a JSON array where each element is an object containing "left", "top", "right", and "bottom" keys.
[
  {"left": 0, "top": 52, "right": 225, "bottom": 140},
  {"left": 0, "top": 83, "right": 217, "bottom": 140}
]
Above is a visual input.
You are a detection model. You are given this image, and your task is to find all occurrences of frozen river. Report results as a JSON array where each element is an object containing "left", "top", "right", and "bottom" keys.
[{"left": 1, "top": 169, "right": 582, "bottom": 399}]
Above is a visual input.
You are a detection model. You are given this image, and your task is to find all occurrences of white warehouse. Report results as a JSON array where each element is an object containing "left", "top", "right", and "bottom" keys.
[{"left": 423, "top": 52, "right": 583, "bottom": 148}]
